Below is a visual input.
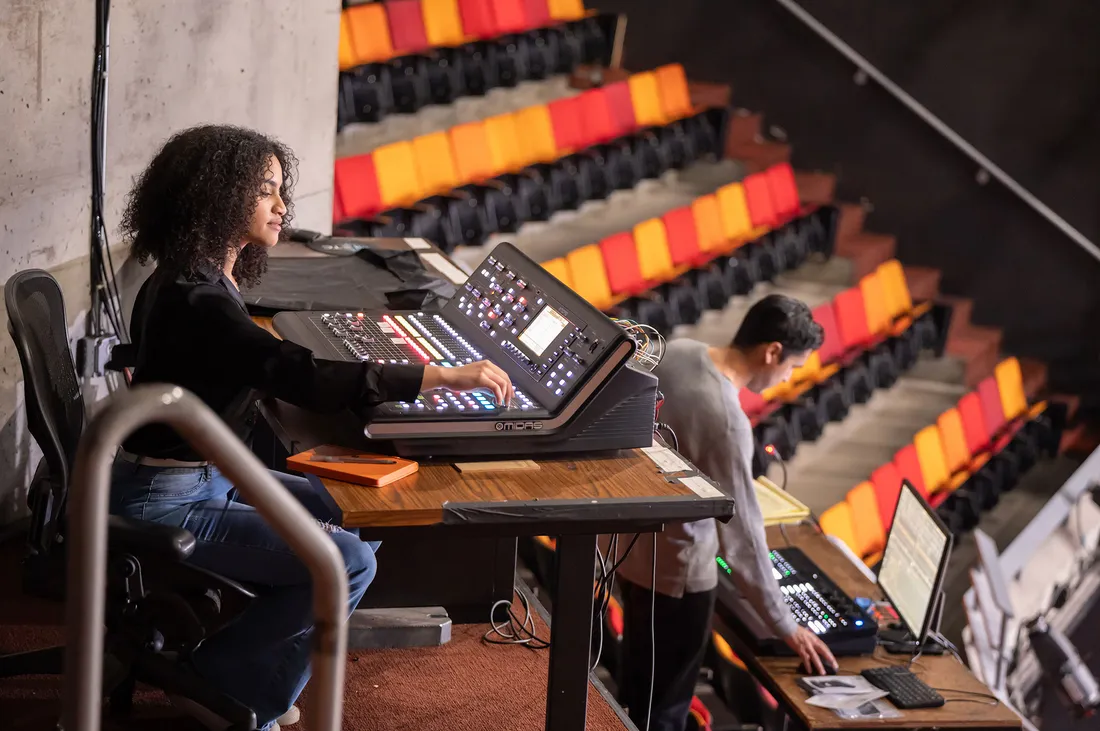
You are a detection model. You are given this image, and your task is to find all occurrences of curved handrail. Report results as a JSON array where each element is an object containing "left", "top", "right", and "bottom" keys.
[
  {"left": 61, "top": 384, "right": 349, "bottom": 731},
  {"left": 773, "top": 0, "right": 1100, "bottom": 265}
]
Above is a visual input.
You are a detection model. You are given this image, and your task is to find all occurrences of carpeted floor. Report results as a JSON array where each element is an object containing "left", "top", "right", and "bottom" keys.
[{"left": 0, "top": 539, "right": 629, "bottom": 731}]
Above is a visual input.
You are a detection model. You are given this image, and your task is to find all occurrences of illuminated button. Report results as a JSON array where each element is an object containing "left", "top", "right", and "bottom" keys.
[
  {"left": 545, "top": 380, "right": 553, "bottom": 387},
  {"left": 554, "top": 388, "right": 562, "bottom": 395},
  {"left": 566, "top": 370, "right": 573, "bottom": 377},
  {"left": 516, "top": 280, "right": 527, "bottom": 289},
  {"left": 558, "top": 379, "right": 566, "bottom": 386}
]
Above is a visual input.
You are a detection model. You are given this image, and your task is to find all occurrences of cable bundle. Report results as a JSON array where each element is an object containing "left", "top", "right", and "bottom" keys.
[{"left": 612, "top": 318, "right": 665, "bottom": 371}]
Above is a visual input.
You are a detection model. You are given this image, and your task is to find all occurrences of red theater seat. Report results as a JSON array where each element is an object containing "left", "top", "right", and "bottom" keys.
[
  {"left": 766, "top": 163, "right": 801, "bottom": 222},
  {"left": 386, "top": 0, "right": 432, "bottom": 54},
  {"left": 600, "top": 232, "right": 645, "bottom": 297},
  {"left": 743, "top": 172, "right": 779, "bottom": 230}
]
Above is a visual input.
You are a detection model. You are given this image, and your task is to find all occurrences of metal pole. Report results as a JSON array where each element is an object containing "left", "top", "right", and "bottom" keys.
[
  {"left": 772, "top": 0, "right": 1100, "bottom": 265},
  {"left": 61, "top": 384, "right": 349, "bottom": 731}
]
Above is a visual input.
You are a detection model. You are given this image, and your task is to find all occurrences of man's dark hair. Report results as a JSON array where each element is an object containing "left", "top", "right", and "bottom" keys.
[
  {"left": 121, "top": 124, "right": 298, "bottom": 287},
  {"left": 732, "top": 294, "right": 824, "bottom": 355}
]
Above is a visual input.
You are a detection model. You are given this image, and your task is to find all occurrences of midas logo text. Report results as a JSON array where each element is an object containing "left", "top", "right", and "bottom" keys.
[{"left": 494, "top": 421, "right": 544, "bottom": 431}]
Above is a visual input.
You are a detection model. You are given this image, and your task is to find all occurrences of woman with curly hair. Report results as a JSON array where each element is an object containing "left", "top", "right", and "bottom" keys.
[{"left": 110, "top": 125, "right": 513, "bottom": 730}]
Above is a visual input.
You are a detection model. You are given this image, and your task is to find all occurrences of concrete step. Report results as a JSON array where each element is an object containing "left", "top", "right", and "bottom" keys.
[
  {"left": 336, "top": 76, "right": 575, "bottom": 158},
  {"left": 903, "top": 265, "right": 941, "bottom": 302},
  {"left": 946, "top": 325, "right": 1002, "bottom": 388},
  {"left": 727, "top": 141, "right": 792, "bottom": 173},
  {"left": 795, "top": 172, "right": 837, "bottom": 206},
  {"left": 725, "top": 111, "right": 763, "bottom": 149},
  {"left": 834, "top": 233, "right": 896, "bottom": 281}
]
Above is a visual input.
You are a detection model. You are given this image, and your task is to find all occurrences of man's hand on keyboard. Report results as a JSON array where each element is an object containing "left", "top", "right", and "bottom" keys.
[
  {"left": 422, "top": 360, "right": 515, "bottom": 405},
  {"left": 784, "top": 626, "right": 838, "bottom": 676}
]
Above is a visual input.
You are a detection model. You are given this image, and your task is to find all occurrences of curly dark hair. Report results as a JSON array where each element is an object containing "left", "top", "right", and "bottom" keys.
[
  {"left": 121, "top": 124, "right": 298, "bottom": 287},
  {"left": 732, "top": 294, "right": 825, "bottom": 356}
]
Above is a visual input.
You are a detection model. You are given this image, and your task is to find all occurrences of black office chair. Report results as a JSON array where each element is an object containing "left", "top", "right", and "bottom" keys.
[{"left": 0, "top": 269, "right": 258, "bottom": 729}]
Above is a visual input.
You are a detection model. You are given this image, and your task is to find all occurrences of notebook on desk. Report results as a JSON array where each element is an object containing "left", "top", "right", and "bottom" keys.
[
  {"left": 287, "top": 446, "right": 418, "bottom": 487},
  {"left": 755, "top": 476, "right": 812, "bottom": 526}
]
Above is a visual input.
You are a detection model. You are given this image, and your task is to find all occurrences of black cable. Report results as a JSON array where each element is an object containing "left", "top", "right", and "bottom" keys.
[{"left": 655, "top": 422, "right": 678, "bottom": 451}]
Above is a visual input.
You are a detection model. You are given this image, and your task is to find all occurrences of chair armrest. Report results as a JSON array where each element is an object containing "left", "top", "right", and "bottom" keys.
[{"left": 108, "top": 515, "right": 196, "bottom": 561}]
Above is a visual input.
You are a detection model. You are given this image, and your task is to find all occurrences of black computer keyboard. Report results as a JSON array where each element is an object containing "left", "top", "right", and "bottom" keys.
[{"left": 861, "top": 666, "right": 945, "bottom": 709}]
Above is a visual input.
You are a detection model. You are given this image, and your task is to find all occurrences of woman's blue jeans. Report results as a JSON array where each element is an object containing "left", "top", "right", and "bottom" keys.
[{"left": 110, "top": 458, "right": 377, "bottom": 730}]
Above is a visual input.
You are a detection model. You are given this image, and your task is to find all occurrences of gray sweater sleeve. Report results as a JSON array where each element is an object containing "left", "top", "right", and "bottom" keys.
[{"left": 703, "top": 422, "right": 799, "bottom": 639}]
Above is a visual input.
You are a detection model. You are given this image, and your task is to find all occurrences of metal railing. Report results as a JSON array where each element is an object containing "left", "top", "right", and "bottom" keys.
[
  {"left": 62, "top": 384, "right": 350, "bottom": 731},
  {"left": 773, "top": 0, "right": 1100, "bottom": 265}
]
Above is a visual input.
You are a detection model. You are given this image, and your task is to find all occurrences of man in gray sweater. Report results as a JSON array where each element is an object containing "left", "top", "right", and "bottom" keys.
[{"left": 614, "top": 294, "right": 835, "bottom": 731}]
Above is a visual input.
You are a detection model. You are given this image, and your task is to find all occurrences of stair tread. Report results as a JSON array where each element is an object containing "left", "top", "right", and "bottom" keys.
[
  {"left": 1019, "top": 357, "right": 1049, "bottom": 399},
  {"left": 727, "top": 140, "right": 792, "bottom": 171},
  {"left": 795, "top": 172, "right": 838, "bottom": 206},
  {"left": 836, "top": 202, "right": 865, "bottom": 239},
  {"left": 904, "top": 265, "right": 941, "bottom": 301}
]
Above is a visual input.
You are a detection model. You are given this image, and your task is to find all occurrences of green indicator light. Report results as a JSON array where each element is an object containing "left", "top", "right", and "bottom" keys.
[{"left": 785, "top": 571, "right": 791, "bottom": 576}]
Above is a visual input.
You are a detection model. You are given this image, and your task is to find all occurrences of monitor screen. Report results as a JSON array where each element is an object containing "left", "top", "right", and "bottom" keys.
[
  {"left": 518, "top": 305, "right": 570, "bottom": 356},
  {"left": 877, "top": 481, "right": 952, "bottom": 642}
]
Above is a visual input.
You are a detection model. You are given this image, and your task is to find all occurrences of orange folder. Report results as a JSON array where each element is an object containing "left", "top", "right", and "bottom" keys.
[{"left": 287, "top": 446, "right": 418, "bottom": 487}]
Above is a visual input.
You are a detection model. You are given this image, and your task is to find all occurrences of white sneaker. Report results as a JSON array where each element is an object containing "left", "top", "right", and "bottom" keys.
[{"left": 276, "top": 705, "right": 301, "bottom": 726}]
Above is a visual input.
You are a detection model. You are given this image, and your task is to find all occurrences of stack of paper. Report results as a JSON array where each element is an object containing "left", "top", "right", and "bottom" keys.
[
  {"left": 797, "top": 675, "right": 899, "bottom": 720},
  {"left": 755, "top": 476, "right": 811, "bottom": 526}
]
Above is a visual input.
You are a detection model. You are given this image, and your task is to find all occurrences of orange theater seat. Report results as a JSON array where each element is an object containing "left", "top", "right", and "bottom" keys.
[
  {"left": 691, "top": 194, "right": 727, "bottom": 259},
  {"left": 345, "top": 3, "right": 396, "bottom": 65},
  {"left": 338, "top": 14, "right": 358, "bottom": 71},
  {"left": 633, "top": 218, "right": 675, "bottom": 283},
  {"left": 715, "top": 182, "right": 753, "bottom": 245},
  {"left": 541, "top": 257, "right": 572, "bottom": 287},
  {"left": 449, "top": 121, "right": 497, "bottom": 183},
  {"left": 547, "top": 0, "right": 586, "bottom": 21},
  {"left": 847, "top": 481, "right": 885, "bottom": 562},
  {"left": 859, "top": 271, "right": 892, "bottom": 338},
  {"left": 819, "top": 502, "right": 858, "bottom": 555},
  {"left": 565, "top": 244, "right": 613, "bottom": 311},
  {"left": 913, "top": 425, "right": 950, "bottom": 496},
  {"left": 422, "top": 0, "right": 468, "bottom": 47},
  {"left": 994, "top": 357, "right": 1032, "bottom": 422},
  {"left": 654, "top": 63, "right": 693, "bottom": 121},
  {"left": 628, "top": 71, "right": 666, "bottom": 128}
]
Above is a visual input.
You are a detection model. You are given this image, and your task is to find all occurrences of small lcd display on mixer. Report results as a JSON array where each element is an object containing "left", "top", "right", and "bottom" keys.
[{"left": 518, "top": 305, "right": 570, "bottom": 356}]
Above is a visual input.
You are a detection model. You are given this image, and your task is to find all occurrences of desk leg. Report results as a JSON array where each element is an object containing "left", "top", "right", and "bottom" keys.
[{"left": 545, "top": 533, "right": 597, "bottom": 731}]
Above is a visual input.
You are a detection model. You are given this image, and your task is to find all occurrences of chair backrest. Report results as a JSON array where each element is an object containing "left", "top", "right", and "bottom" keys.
[
  {"left": 338, "top": 13, "right": 359, "bottom": 71},
  {"left": 628, "top": 71, "right": 665, "bottom": 128},
  {"left": 994, "top": 357, "right": 1028, "bottom": 422},
  {"left": 691, "top": 194, "right": 726, "bottom": 257},
  {"left": 833, "top": 287, "right": 871, "bottom": 350},
  {"left": 373, "top": 141, "right": 424, "bottom": 208},
  {"left": 387, "top": 0, "right": 432, "bottom": 54},
  {"left": 634, "top": 218, "right": 674, "bottom": 282},
  {"left": 654, "top": 63, "right": 693, "bottom": 121},
  {"left": 847, "top": 481, "right": 885, "bottom": 559},
  {"left": 578, "top": 89, "right": 617, "bottom": 146},
  {"left": 893, "top": 443, "right": 928, "bottom": 499},
  {"left": 661, "top": 206, "right": 700, "bottom": 268},
  {"left": 819, "top": 502, "right": 858, "bottom": 555},
  {"left": 490, "top": 0, "right": 530, "bottom": 33},
  {"left": 600, "top": 231, "right": 645, "bottom": 296},
  {"left": 715, "top": 182, "right": 753, "bottom": 244},
  {"left": 413, "top": 131, "right": 462, "bottom": 196},
  {"left": 450, "top": 121, "right": 496, "bottom": 183},
  {"left": 515, "top": 105, "right": 558, "bottom": 165},
  {"left": 876, "top": 259, "right": 913, "bottom": 318},
  {"left": 345, "top": 3, "right": 396, "bottom": 64},
  {"left": 421, "top": 0, "right": 467, "bottom": 46},
  {"left": 977, "top": 376, "right": 1007, "bottom": 436},
  {"left": 870, "top": 462, "right": 903, "bottom": 531},
  {"left": 913, "top": 425, "right": 949, "bottom": 495},
  {"left": 484, "top": 113, "right": 526, "bottom": 173},
  {"left": 334, "top": 154, "right": 383, "bottom": 219},
  {"left": 859, "top": 270, "right": 891, "bottom": 337},
  {"left": 812, "top": 303, "right": 844, "bottom": 365},
  {"left": 937, "top": 407, "right": 971, "bottom": 475},
  {"left": 547, "top": 0, "right": 585, "bottom": 21},
  {"left": 541, "top": 257, "right": 572, "bottom": 287},
  {"left": 603, "top": 81, "right": 638, "bottom": 138},
  {"left": 5, "top": 270, "right": 85, "bottom": 499},
  {"left": 548, "top": 96, "right": 585, "bottom": 154},
  {"left": 565, "top": 244, "right": 613, "bottom": 311},
  {"left": 958, "top": 391, "right": 992, "bottom": 455},
  {"left": 742, "top": 172, "right": 779, "bottom": 230},
  {"left": 766, "top": 163, "right": 800, "bottom": 222},
  {"left": 457, "top": 0, "right": 498, "bottom": 39},
  {"left": 522, "top": 0, "right": 552, "bottom": 27}
]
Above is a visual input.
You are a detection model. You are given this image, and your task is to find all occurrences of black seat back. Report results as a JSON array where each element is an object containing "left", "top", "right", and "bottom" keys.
[{"left": 5, "top": 270, "right": 84, "bottom": 549}]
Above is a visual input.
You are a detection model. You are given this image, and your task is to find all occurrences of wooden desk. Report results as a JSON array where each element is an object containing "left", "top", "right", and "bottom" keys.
[
  {"left": 251, "top": 352, "right": 735, "bottom": 731},
  {"left": 726, "top": 525, "right": 1021, "bottom": 730}
]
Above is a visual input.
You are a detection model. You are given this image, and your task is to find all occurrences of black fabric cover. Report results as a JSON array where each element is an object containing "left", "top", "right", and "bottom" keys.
[{"left": 241, "top": 245, "right": 458, "bottom": 315}]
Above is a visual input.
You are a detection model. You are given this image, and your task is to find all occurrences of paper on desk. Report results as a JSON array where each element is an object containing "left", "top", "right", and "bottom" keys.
[
  {"left": 641, "top": 446, "right": 692, "bottom": 474},
  {"left": 798, "top": 675, "right": 881, "bottom": 696},
  {"left": 679, "top": 475, "right": 724, "bottom": 499},
  {"left": 805, "top": 689, "right": 889, "bottom": 711},
  {"left": 419, "top": 252, "right": 469, "bottom": 285},
  {"left": 405, "top": 238, "right": 433, "bottom": 250}
]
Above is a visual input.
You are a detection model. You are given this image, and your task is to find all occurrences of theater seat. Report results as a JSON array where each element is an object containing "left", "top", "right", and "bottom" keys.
[
  {"left": 834, "top": 287, "right": 896, "bottom": 391},
  {"left": 565, "top": 244, "right": 613, "bottom": 311},
  {"left": 846, "top": 481, "right": 885, "bottom": 565},
  {"left": 541, "top": 257, "right": 572, "bottom": 287},
  {"left": 600, "top": 232, "right": 672, "bottom": 334},
  {"left": 893, "top": 444, "right": 928, "bottom": 501},
  {"left": 870, "top": 462, "right": 904, "bottom": 532},
  {"left": 819, "top": 502, "right": 858, "bottom": 557}
]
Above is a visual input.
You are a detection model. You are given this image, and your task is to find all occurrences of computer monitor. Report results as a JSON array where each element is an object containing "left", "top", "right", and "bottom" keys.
[{"left": 877, "top": 480, "right": 953, "bottom": 645}]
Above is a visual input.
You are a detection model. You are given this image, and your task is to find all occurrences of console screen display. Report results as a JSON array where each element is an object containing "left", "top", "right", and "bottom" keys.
[{"left": 518, "top": 306, "right": 569, "bottom": 356}]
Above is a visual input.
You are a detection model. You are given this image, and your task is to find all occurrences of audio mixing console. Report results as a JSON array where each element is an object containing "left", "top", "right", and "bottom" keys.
[{"left": 273, "top": 243, "right": 659, "bottom": 457}]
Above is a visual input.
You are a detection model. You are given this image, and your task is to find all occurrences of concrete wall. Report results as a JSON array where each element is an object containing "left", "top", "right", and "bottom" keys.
[{"left": 0, "top": 0, "right": 340, "bottom": 525}]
